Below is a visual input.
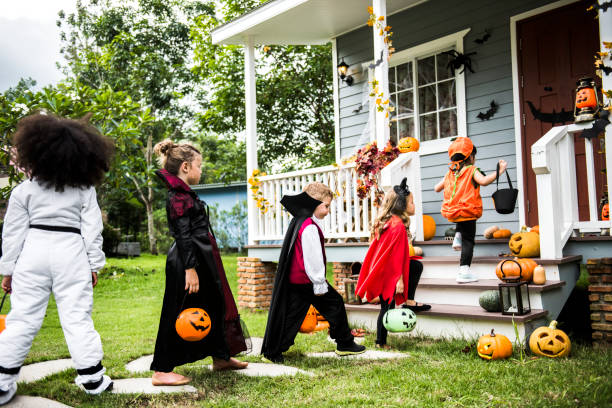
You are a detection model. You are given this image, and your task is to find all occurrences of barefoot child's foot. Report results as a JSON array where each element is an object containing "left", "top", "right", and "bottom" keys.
[
  {"left": 152, "top": 371, "right": 191, "bottom": 386},
  {"left": 212, "top": 357, "right": 248, "bottom": 371}
]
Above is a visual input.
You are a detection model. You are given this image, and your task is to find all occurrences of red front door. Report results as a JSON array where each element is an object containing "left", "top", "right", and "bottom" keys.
[{"left": 517, "top": 0, "right": 604, "bottom": 226}]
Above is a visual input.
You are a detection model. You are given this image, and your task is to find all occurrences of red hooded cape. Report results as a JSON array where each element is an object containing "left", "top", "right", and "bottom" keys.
[{"left": 356, "top": 215, "right": 416, "bottom": 304}]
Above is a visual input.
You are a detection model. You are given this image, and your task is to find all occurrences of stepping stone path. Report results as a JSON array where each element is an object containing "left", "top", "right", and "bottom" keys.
[
  {"left": 18, "top": 359, "right": 73, "bottom": 384},
  {"left": 125, "top": 355, "right": 154, "bottom": 374},
  {"left": 110, "top": 378, "right": 197, "bottom": 394},
  {"left": 306, "top": 350, "right": 408, "bottom": 360},
  {"left": 205, "top": 362, "right": 313, "bottom": 377},
  {"left": 6, "top": 396, "right": 73, "bottom": 408}
]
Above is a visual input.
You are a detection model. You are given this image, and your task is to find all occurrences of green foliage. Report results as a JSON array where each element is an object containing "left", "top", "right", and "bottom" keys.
[
  {"left": 197, "top": 133, "right": 246, "bottom": 184},
  {"left": 208, "top": 200, "right": 248, "bottom": 251}
]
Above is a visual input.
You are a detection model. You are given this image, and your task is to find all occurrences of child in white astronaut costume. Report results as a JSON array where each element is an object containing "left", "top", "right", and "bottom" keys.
[{"left": 0, "top": 113, "right": 115, "bottom": 405}]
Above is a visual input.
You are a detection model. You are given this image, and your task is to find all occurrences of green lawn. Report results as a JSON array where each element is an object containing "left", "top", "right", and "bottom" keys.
[{"left": 5, "top": 254, "right": 611, "bottom": 407}]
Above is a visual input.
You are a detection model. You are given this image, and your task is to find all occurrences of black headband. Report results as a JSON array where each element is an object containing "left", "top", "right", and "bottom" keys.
[{"left": 393, "top": 177, "right": 411, "bottom": 197}]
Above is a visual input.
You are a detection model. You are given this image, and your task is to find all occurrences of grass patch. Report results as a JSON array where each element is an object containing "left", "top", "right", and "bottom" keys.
[{"left": 6, "top": 254, "right": 612, "bottom": 407}]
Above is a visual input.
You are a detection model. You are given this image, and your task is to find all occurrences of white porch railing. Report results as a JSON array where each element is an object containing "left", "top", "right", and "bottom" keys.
[
  {"left": 250, "top": 152, "right": 424, "bottom": 243},
  {"left": 532, "top": 123, "right": 612, "bottom": 259}
]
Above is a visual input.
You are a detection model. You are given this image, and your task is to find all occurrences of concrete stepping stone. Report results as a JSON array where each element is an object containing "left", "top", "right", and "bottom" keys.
[
  {"left": 206, "top": 362, "right": 313, "bottom": 377},
  {"left": 306, "top": 350, "right": 407, "bottom": 360},
  {"left": 245, "top": 337, "right": 263, "bottom": 356},
  {"left": 110, "top": 378, "right": 197, "bottom": 394},
  {"left": 5, "top": 395, "right": 73, "bottom": 408},
  {"left": 18, "top": 359, "right": 73, "bottom": 384},
  {"left": 125, "top": 355, "right": 153, "bottom": 374}
]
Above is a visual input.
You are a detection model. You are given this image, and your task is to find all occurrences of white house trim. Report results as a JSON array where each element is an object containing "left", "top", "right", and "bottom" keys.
[
  {"left": 510, "top": 0, "right": 580, "bottom": 227},
  {"left": 332, "top": 38, "right": 341, "bottom": 164},
  {"left": 388, "top": 28, "right": 470, "bottom": 155},
  {"left": 245, "top": 36, "right": 258, "bottom": 245}
]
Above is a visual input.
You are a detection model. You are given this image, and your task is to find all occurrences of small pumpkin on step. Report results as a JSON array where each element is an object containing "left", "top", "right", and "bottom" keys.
[
  {"left": 492, "top": 229, "right": 512, "bottom": 239},
  {"left": 532, "top": 265, "right": 546, "bottom": 285},
  {"left": 483, "top": 225, "right": 499, "bottom": 239}
]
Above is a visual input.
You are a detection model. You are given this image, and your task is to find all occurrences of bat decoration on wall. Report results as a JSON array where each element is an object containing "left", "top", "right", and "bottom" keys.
[
  {"left": 526, "top": 101, "right": 574, "bottom": 125},
  {"left": 474, "top": 29, "right": 491, "bottom": 45},
  {"left": 442, "top": 50, "right": 476, "bottom": 75},
  {"left": 597, "top": 63, "right": 612, "bottom": 75},
  {"left": 477, "top": 101, "right": 499, "bottom": 120},
  {"left": 588, "top": 1, "right": 612, "bottom": 12},
  {"left": 353, "top": 104, "right": 364, "bottom": 114},
  {"left": 580, "top": 110, "right": 610, "bottom": 139},
  {"left": 368, "top": 51, "right": 384, "bottom": 70}
]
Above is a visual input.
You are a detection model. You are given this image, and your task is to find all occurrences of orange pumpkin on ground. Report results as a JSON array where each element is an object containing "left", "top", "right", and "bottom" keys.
[
  {"left": 508, "top": 226, "right": 540, "bottom": 258},
  {"left": 422, "top": 215, "right": 436, "bottom": 241},
  {"left": 477, "top": 329, "right": 513, "bottom": 360},
  {"left": 398, "top": 136, "right": 420, "bottom": 153},
  {"left": 176, "top": 308, "right": 211, "bottom": 342},
  {"left": 299, "top": 305, "right": 318, "bottom": 333},
  {"left": 529, "top": 320, "right": 571, "bottom": 358},
  {"left": 492, "top": 229, "right": 511, "bottom": 239}
]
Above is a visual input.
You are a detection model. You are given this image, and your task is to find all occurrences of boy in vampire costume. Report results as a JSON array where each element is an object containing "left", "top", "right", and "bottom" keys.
[{"left": 261, "top": 183, "right": 366, "bottom": 363}]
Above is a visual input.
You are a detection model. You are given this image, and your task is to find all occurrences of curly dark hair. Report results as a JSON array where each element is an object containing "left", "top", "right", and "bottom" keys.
[{"left": 11, "top": 113, "right": 115, "bottom": 191}]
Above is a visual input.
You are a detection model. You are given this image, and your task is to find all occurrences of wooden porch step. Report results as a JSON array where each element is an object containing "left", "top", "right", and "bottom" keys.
[
  {"left": 413, "top": 238, "right": 509, "bottom": 245},
  {"left": 419, "top": 255, "right": 582, "bottom": 265},
  {"left": 344, "top": 303, "right": 548, "bottom": 323},
  {"left": 417, "top": 278, "right": 565, "bottom": 292}
]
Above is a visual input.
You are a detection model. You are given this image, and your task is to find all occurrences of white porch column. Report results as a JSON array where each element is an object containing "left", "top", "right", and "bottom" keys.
[
  {"left": 372, "top": 0, "right": 390, "bottom": 148},
  {"left": 600, "top": 1, "right": 612, "bottom": 229},
  {"left": 245, "top": 36, "right": 258, "bottom": 245}
]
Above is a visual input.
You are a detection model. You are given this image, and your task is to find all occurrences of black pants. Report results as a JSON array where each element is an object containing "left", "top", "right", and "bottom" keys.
[
  {"left": 277, "top": 283, "right": 354, "bottom": 355},
  {"left": 376, "top": 260, "right": 423, "bottom": 345},
  {"left": 455, "top": 220, "right": 476, "bottom": 266}
]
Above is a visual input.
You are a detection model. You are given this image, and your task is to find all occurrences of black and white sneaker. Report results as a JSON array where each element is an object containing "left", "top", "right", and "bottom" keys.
[
  {"left": 335, "top": 342, "right": 366, "bottom": 356},
  {"left": 0, "top": 383, "right": 17, "bottom": 406},
  {"left": 79, "top": 375, "right": 113, "bottom": 395}
]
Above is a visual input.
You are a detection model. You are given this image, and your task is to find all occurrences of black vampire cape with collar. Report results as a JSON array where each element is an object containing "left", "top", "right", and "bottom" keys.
[{"left": 260, "top": 192, "right": 322, "bottom": 359}]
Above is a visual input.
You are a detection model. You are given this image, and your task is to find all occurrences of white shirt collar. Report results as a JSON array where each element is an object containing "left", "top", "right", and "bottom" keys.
[{"left": 311, "top": 215, "right": 324, "bottom": 228}]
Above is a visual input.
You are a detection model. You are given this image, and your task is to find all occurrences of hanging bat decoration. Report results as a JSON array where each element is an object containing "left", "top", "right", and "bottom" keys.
[
  {"left": 474, "top": 29, "right": 491, "bottom": 45},
  {"left": 580, "top": 110, "right": 610, "bottom": 139},
  {"left": 442, "top": 50, "right": 476, "bottom": 75},
  {"left": 526, "top": 101, "right": 574, "bottom": 125},
  {"left": 477, "top": 101, "right": 499, "bottom": 120},
  {"left": 368, "top": 51, "right": 384, "bottom": 70},
  {"left": 588, "top": 1, "right": 612, "bottom": 12},
  {"left": 596, "top": 63, "right": 612, "bottom": 75},
  {"left": 353, "top": 104, "right": 364, "bottom": 114}
]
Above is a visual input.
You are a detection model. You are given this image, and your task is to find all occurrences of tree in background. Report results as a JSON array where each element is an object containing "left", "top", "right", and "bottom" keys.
[{"left": 191, "top": 0, "right": 335, "bottom": 172}]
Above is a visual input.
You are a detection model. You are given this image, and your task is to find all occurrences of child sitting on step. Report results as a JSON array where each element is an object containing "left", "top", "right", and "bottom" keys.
[
  {"left": 356, "top": 178, "right": 429, "bottom": 349},
  {"left": 0, "top": 113, "right": 115, "bottom": 405},
  {"left": 434, "top": 137, "right": 507, "bottom": 283}
]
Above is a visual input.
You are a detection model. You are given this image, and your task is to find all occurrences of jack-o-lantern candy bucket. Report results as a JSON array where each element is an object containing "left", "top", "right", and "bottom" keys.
[
  {"left": 176, "top": 308, "right": 212, "bottom": 342},
  {"left": 0, "top": 292, "right": 8, "bottom": 334}
]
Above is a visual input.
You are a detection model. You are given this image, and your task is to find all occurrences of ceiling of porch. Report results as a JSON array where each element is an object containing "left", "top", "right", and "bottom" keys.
[{"left": 211, "top": 0, "right": 428, "bottom": 46}]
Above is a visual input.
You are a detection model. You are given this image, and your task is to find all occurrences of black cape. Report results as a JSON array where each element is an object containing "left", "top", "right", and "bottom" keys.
[
  {"left": 260, "top": 192, "right": 321, "bottom": 358},
  {"left": 150, "top": 169, "right": 247, "bottom": 372}
]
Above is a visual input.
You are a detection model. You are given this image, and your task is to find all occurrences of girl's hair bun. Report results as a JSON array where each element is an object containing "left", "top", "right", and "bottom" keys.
[{"left": 154, "top": 139, "right": 175, "bottom": 156}]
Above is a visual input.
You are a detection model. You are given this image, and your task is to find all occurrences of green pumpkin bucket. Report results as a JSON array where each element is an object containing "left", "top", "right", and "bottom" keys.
[{"left": 383, "top": 308, "right": 417, "bottom": 332}]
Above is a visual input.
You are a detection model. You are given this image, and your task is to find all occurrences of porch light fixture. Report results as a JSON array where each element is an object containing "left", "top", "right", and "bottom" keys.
[
  {"left": 574, "top": 77, "right": 600, "bottom": 123},
  {"left": 337, "top": 59, "right": 354, "bottom": 86}
]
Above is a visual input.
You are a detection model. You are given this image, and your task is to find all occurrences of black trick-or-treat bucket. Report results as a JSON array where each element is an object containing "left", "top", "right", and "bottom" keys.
[{"left": 492, "top": 163, "right": 518, "bottom": 214}]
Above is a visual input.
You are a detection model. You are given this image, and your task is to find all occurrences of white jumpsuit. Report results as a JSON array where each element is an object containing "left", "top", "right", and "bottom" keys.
[{"left": 0, "top": 179, "right": 108, "bottom": 394}]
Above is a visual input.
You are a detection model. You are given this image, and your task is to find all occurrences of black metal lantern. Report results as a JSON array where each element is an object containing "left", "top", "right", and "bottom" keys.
[
  {"left": 337, "top": 59, "right": 354, "bottom": 86},
  {"left": 498, "top": 280, "right": 531, "bottom": 315}
]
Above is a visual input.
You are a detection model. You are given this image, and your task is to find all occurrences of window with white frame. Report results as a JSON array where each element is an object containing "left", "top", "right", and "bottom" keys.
[{"left": 384, "top": 29, "right": 469, "bottom": 148}]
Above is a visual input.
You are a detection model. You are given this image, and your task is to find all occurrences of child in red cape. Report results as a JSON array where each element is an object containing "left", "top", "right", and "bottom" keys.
[{"left": 356, "top": 178, "right": 429, "bottom": 348}]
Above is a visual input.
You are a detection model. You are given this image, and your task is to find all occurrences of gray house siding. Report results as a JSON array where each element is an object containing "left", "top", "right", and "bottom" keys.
[{"left": 336, "top": 0, "right": 558, "bottom": 236}]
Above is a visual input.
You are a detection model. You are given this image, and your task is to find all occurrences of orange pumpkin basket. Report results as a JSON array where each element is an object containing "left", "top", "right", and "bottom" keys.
[
  {"left": 175, "top": 293, "right": 212, "bottom": 342},
  {"left": 0, "top": 292, "right": 8, "bottom": 334}
]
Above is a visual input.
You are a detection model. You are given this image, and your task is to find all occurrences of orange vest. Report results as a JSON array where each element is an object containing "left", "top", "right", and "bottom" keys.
[{"left": 441, "top": 165, "right": 483, "bottom": 222}]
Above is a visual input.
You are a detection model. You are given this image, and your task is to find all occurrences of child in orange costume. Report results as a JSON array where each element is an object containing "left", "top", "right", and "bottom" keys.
[{"left": 434, "top": 137, "right": 507, "bottom": 283}]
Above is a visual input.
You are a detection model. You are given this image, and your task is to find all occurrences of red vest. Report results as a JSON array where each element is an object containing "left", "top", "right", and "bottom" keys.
[{"left": 289, "top": 218, "right": 326, "bottom": 284}]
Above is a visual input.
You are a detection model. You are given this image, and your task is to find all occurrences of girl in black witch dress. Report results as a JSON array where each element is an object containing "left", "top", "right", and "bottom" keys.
[{"left": 150, "top": 139, "right": 248, "bottom": 386}]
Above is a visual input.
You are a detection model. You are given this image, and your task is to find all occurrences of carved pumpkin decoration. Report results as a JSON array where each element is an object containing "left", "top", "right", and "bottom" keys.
[
  {"left": 477, "top": 329, "right": 513, "bottom": 360},
  {"left": 492, "top": 229, "right": 511, "bottom": 239},
  {"left": 508, "top": 226, "right": 540, "bottom": 258},
  {"left": 575, "top": 87, "right": 597, "bottom": 109},
  {"left": 531, "top": 225, "right": 540, "bottom": 234},
  {"left": 422, "top": 215, "right": 436, "bottom": 241},
  {"left": 383, "top": 308, "right": 417, "bottom": 332},
  {"left": 175, "top": 308, "right": 211, "bottom": 342},
  {"left": 398, "top": 136, "right": 420, "bottom": 153},
  {"left": 314, "top": 320, "right": 330, "bottom": 332},
  {"left": 603, "top": 203, "right": 610, "bottom": 221},
  {"left": 532, "top": 265, "right": 546, "bottom": 285},
  {"left": 529, "top": 320, "right": 571, "bottom": 358},
  {"left": 496, "top": 259, "right": 524, "bottom": 281},
  {"left": 299, "top": 305, "right": 318, "bottom": 333}
]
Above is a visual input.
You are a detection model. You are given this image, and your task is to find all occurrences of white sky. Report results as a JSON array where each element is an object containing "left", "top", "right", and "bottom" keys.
[{"left": 0, "top": 0, "right": 76, "bottom": 92}]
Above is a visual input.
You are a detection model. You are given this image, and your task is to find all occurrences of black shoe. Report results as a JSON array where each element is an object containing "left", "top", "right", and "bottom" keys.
[
  {"left": 335, "top": 342, "right": 366, "bottom": 356},
  {"left": 262, "top": 354, "right": 284, "bottom": 364},
  {"left": 402, "top": 303, "right": 431, "bottom": 312}
]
